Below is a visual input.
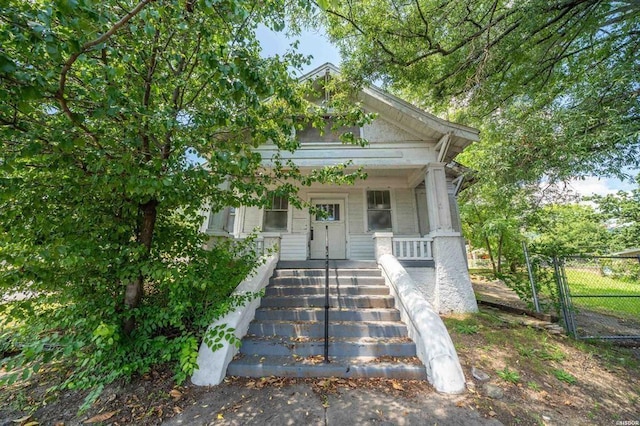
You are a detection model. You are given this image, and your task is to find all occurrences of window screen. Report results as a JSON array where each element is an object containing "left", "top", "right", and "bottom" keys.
[
  {"left": 367, "top": 190, "right": 392, "bottom": 231},
  {"left": 264, "top": 195, "right": 288, "bottom": 231}
]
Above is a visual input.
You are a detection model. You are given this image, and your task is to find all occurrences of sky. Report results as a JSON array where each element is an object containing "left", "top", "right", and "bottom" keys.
[
  {"left": 256, "top": 27, "right": 637, "bottom": 197},
  {"left": 568, "top": 176, "right": 635, "bottom": 197},
  {"left": 256, "top": 25, "right": 341, "bottom": 74}
]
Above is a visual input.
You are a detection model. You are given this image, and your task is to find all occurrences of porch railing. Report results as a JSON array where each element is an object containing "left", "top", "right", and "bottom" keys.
[
  {"left": 393, "top": 237, "right": 434, "bottom": 260},
  {"left": 234, "top": 237, "right": 265, "bottom": 257}
]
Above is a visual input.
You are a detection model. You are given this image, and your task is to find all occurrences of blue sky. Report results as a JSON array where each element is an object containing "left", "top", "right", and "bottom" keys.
[
  {"left": 256, "top": 25, "right": 341, "bottom": 74},
  {"left": 256, "top": 27, "right": 637, "bottom": 196}
]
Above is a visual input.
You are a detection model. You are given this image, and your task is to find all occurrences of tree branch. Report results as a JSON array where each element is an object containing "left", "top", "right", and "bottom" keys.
[{"left": 56, "top": 0, "right": 155, "bottom": 144}]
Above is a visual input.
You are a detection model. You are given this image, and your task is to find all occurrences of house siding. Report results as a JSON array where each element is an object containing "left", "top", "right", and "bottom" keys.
[
  {"left": 349, "top": 234, "right": 375, "bottom": 260},
  {"left": 291, "top": 204, "right": 308, "bottom": 233},
  {"left": 348, "top": 190, "right": 365, "bottom": 233},
  {"left": 242, "top": 206, "right": 261, "bottom": 233},
  {"left": 280, "top": 234, "right": 308, "bottom": 260},
  {"left": 394, "top": 188, "right": 419, "bottom": 235}
]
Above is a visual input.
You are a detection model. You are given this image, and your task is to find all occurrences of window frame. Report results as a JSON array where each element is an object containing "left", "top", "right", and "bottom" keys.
[
  {"left": 263, "top": 194, "right": 289, "bottom": 232},
  {"left": 366, "top": 189, "right": 393, "bottom": 232}
]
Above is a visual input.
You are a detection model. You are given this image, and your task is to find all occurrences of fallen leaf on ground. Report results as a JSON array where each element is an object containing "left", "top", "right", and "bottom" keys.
[
  {"left": 391, "top": 381, "right": 404, "bottom": 391},
  {"left": 12, "top": 416, "right": 31, "bottom": 424},
  {"left": 169, "top": 389, "right": 182, "bottom": 400},
  {"left": 84, "top": 411, "right": 117, "bottom": 424}
]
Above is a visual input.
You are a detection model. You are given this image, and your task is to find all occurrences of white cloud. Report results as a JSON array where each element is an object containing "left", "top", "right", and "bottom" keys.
[{"left": 568, "top": 176, "right": 634, "bottom": 197}]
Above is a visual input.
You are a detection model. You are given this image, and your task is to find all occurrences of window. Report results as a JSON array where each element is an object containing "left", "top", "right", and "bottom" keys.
[
  {"left": 367, "top": 190, "right": 392, "bottom": 231},
  {"left": 224, "top": 207, "right": 235, "bottom": 233},
  {"left": 263, "top": 195, "right": 288, "bottom": 231},
  {"left": 315, "top": 204, "right": 340, "bottom": 222}
]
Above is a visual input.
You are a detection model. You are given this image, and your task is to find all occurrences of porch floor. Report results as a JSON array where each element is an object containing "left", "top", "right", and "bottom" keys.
[
  {"left": 276, "top": 260, "right": 378, "bottom": 269},
  {"left": 277, "top": 259, "right": 435, "bottom": 269}
]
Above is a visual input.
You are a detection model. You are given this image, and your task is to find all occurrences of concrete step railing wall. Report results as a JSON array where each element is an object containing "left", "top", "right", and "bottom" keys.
[
  {"left": 378, "top": 253, "right": 466, "bottom": 393},
  {"left": 191, "top": 254, "right": 279, "bottom": 386}
]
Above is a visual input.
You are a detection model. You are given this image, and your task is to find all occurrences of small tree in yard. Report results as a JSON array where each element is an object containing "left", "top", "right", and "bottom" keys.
[{"left": 0, "top": 0, "right": 370, "bottom": 407}]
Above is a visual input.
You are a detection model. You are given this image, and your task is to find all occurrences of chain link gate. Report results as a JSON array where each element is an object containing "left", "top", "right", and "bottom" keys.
[{"left": 554, "top": 255, "right": 640, "bottom": 340}]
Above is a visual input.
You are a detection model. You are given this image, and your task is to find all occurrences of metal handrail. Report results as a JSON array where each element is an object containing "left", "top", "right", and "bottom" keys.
[{"left": 324, "top": 224, "right": 330, "bottom": 364}]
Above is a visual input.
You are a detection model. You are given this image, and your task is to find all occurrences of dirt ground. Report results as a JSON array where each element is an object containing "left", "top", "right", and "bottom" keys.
[
  {"left": 472, "top": 274, "right": 640, "bottom": 339},
  {"left": 2, "top": 281, "right": 640, "bottom": 425}
]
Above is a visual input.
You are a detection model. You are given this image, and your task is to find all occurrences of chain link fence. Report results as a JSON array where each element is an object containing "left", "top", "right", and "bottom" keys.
[
  {"left": 519, "top": 250, "right": 640, "bottom": 340},
  {"left": 553, "top": 255, "right": 640, "bottom": 340}
]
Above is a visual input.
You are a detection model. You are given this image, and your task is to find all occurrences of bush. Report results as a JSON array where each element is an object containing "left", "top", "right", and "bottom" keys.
[{"left": 0, "top": 235, "right": 260, "bottom": 411}]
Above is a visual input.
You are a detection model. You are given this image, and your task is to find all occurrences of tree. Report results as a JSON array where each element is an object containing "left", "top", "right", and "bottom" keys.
[
  {"left": 312, "top": 0, "right": 638, "bottom": 287},
  {"left": 0, "top": 0, "right": 369, "bottom": 403},
  {"left": 528, "top": 203, "right": 612, "bottom": 256},
  {"left": 318, "top": 0, "right": 639, "bottom": 184},
  {"left": 590, "top": 175, "right": 640, "bottom": 251}
]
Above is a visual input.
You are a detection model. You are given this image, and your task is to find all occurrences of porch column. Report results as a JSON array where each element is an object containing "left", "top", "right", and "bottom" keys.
[
  {"left": 425, "top": 163, "right": 453, "bottom": 232},
  {"left": 424, "top": 163, "right": 478, "bottom": 314}
]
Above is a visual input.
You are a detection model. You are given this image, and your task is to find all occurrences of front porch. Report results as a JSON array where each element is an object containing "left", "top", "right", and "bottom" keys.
[{"left": 205, "top": 161, "right": 464, "bottom": 260}]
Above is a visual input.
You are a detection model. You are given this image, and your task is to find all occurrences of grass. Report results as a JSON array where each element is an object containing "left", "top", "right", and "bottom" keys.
[
  {"left": 497, "top": 367, "right": 520, "bottom": 384},
  {"left": 552, "top": 368, "right": 577, "bottom": 385},
  {"left": 527, "top": 381, "right": 541, "bottom": 391},
  {"left": 455, "top": 323, "right": 480, "bottom": 334},
  {"left": 564, "top": 268, "right": 640, "bottom": 318}
]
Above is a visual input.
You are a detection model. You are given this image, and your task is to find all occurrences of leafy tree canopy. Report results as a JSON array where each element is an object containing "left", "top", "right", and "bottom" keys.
[
  {"left": 319, "top": 0, "right": 639, "bottom": 183},
  {"left": 589, "top": 175, "right": 640, "bottom": 251},
  {"left": 0, "top": 0, "right": 369, "bottom": 406}
]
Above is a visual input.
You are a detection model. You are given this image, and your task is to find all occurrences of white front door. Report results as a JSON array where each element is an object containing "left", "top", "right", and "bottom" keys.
[{"left": 309, "top": 199, "right": 346, "bottom": 259}]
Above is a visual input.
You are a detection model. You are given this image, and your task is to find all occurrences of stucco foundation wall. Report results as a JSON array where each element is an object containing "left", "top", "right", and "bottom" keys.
[
  {"left": 432, "top": 235, "right": 478, "bottom": 313},
  {"left": 405, "top": 267, "right": 436, "bottom": 303}
]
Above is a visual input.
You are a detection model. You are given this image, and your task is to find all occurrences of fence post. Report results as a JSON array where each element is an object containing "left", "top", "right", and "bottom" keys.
[
  {"left": 522, "top": 242, "right": 541, "bottom": 313},
  {"left": 554, "top": 257, "right": 572, "bottom": 337},
  {"left": 554, "top": 257, "right": 578, "bottom": 338}
]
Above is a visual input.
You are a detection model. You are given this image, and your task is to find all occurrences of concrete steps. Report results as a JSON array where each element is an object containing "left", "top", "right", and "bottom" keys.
[
  {"left": 265, "top": 284, "right": 390, "bottom": 296},
  {"left": 227, "top": 355, "right": 426, "bottom": 380},
  {"left": 227, "top": 266, "right": 427, "bottom": 380},
  {"left": 253, "top": 307, "right": 401, "bottom": 322},
  {"left": 259, "top": 295, "right": 396, "bottom": 309}
]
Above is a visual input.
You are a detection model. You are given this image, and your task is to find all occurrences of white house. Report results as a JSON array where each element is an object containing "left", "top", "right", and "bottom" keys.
[{"left": 202, "top": 63, "right": 478, "bottom": 314}]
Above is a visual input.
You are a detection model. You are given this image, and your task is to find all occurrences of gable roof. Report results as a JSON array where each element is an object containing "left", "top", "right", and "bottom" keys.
[{"left": 299, "top": 63, "right": 480, "bottom": 163}]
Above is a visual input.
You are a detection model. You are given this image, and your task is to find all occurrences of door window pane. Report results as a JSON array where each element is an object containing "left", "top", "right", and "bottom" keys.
[{"left": 315, "top": 204, "right": 340, "bottom": 221}]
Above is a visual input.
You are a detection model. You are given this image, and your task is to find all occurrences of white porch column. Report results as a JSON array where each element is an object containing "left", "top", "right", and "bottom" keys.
[
  {"left": 424, "top": 163, "right": 478, "bottom": 314},
  {"left": 425, "top": 163, "right": 453, "bottom": 232}
]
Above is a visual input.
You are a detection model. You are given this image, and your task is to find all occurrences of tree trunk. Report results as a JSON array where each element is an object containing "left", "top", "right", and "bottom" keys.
[
  {"left": 123, "top": 199, "right": 158, "bottom": 336},
  {"left": 496, "top": 232, "right": 504, "bottom": 274},
  {"left": 485, "top": 236, "right": 497, "bottom": 276}
]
